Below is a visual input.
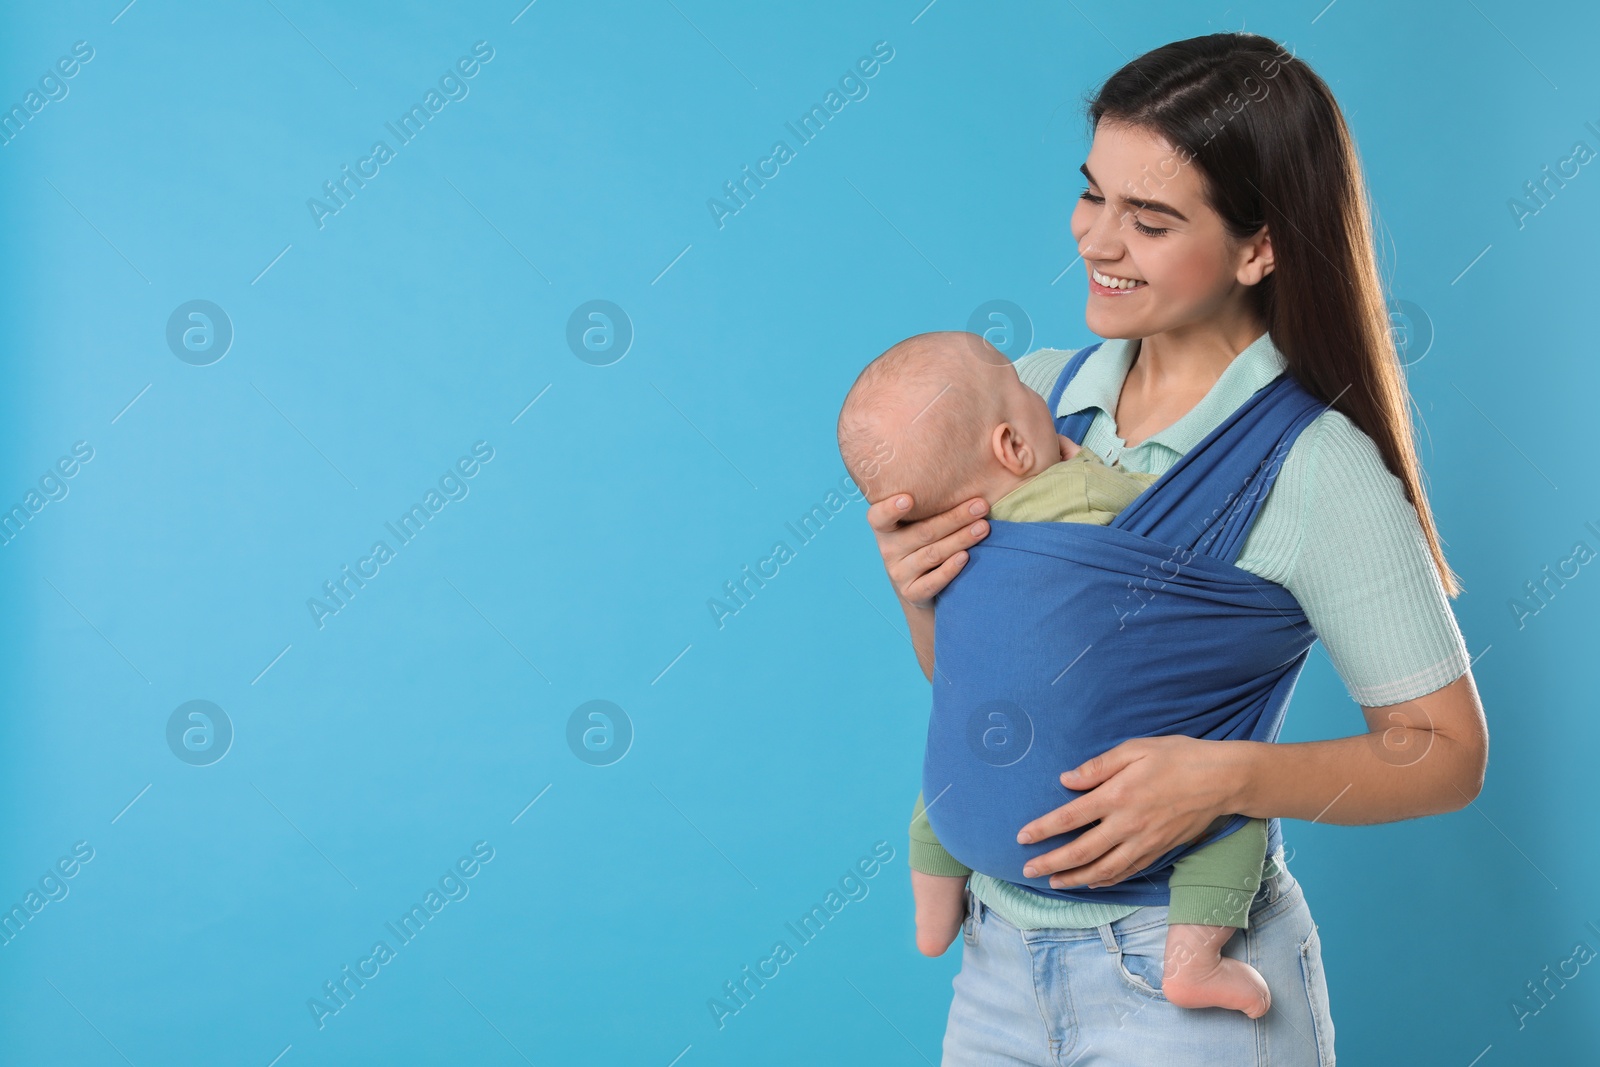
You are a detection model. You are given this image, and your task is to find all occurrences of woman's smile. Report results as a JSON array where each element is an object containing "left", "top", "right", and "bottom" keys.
[{"left": 1089, "top": 265, "right": 1148, "bottom": 294}]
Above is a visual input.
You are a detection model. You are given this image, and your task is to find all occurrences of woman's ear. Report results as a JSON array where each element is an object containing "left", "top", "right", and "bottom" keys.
[{"left": 1236, "top": 223, "right": 1274, "bottom": 286}]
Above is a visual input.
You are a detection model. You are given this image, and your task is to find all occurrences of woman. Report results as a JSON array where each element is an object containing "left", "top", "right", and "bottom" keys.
[{"left": 871, "top": 33, "right": 1488, "bottom": 1064}]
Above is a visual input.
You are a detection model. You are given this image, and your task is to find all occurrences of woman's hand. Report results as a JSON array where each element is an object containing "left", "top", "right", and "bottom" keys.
[
  {"left": 865, "top": 494, "right": 991, "bottom": 609},
  {"left": 1015, "top": 735, "right": 1244, "bottom": 889}
]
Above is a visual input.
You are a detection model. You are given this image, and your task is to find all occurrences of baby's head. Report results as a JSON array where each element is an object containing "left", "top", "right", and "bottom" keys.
[{"left": 837, "top": 331, "right": 1069, "bottom": 522}]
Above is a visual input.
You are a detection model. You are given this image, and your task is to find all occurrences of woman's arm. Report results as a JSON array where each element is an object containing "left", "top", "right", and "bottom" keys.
[
  {"left": 1014, "top": 671, "right": 1488, "bottom": 887},
  {"left": 864, "top": 491, "right": 992, "bottom": 682},
  {"left": 1237, "top": 671, "right": 1487, "bottom": 822},
  {"left": 1017, "top": 409, "right": 1488, "bottom": 889},
  {"left": 863, "top": 431, "right": 1083, "bottom": 679},
  {"left": 900, "top": 596, "right": 936, "bottom": 682}
]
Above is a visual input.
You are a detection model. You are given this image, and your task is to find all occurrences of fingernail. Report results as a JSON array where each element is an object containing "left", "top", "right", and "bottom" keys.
[
  {"left": 968, "top": 500, "right": 985, "bottom": 515},
  {"left": 969, "top": 522, "right": 985, "bottom": 536},
  {"left": 1017, "top": 831, "right": 1032, "bottom": 844},
  {"left": 896, "top": 496, "right": 910, "bottom": 510},
  {"left": 1023, "top": 865, "right": 1036, "bottom": 877}
]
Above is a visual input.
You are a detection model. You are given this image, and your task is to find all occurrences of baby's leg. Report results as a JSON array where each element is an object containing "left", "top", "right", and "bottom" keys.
[
  {"left": 1160, "top": 817, "right": 1271, "bottom": 1017},
  {"left": 908, "top": 792, "right": 973, "bottom": 957},
  {"left": 911, "top": 869, "right": 970, "bottom": 957}
]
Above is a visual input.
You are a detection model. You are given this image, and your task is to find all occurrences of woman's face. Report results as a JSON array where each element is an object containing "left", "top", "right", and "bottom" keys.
[{"left": 1069, "top": 120, "right": 1270, "bottom": 341}]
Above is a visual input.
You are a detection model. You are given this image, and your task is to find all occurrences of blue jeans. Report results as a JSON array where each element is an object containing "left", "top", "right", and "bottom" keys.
[{"left": 941, "top": 850, "right": 1336, "bottom": 1065}]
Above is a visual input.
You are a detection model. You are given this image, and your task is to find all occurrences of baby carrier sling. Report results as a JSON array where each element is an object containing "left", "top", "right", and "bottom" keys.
[{"left": 922, "top": 341, "right": 1326, "bottom": 906}]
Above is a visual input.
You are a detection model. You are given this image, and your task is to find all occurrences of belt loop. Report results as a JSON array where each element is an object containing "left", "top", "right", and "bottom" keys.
[
  {"left": 1265, "top": 848, "right": 1287, "bottom": 901},
  {"left": 1097, "top": 923, "right": 1118, "bottom": 954}
]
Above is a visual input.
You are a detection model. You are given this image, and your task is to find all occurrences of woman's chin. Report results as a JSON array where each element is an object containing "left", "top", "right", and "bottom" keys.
[{"left": 1083, "top": 306, "right": 1147, "bottom": 340}]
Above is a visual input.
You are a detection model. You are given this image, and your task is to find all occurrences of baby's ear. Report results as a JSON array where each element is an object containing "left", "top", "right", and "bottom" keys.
[{"left": 990, "top": 422, "right": 1030, "bottom": 475}]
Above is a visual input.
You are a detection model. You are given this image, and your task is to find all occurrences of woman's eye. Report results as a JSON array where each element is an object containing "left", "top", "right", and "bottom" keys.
[{"left": 1078, "top": 189, "right": 1167, "bottom": 237}]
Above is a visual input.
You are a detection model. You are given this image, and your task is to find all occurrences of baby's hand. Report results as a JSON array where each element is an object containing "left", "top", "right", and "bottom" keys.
[
  {"left": 911, "top": 870, "right": 970, "bottom": 957},
  {"left": 1058, "top": 434, "right": 1081, "bottom": 461}
]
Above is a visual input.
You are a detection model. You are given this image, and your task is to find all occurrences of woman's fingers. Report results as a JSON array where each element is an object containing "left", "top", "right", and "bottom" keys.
[
  {"left": 1012, "top": 736, "right": 1235, "bottom": 888},
  {"left": 1018, "top": 737, "right": 1229, "bottom": 887},
  {"left": 865, "top": 493, "right": 914, "bottom": 534},
  {"left": 900, "top": 546, "right": 972, "bottom": 604},
  {"left": 1019, "top": 817, "right": 1154, "bottom": 888},
  {"left": 1014, "top": 751, "right": 1140, "bottom": 880},
  {"left": 1016, "top": 797, "right": 1108, "bottom": 875},
  {"left": 1016, "top": 784, "right": 1109, "bottom": 846},
  {"left": 867, "top": 495, "right": 991, "bottom": 604},
  {"left": 898, "top": 513, "right": 987, "bottom": 579},
  {"left": 1047, "top": 838, "right": 1154, "bottom": 890},
  {"left": 1060, "top": 739, "right": 1145, "bottom": 791},
  {"left": 1020, "top": 831, "right": 1103, "bottom": 882},
  {"left": 1010, "top": 741, "right": 1149, "bottom": 860},
  {"left": 868, "top": 494, "right": 987, "bottom": 539}
]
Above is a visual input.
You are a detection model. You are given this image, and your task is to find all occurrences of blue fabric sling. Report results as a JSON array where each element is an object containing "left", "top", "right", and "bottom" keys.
[{"left": 922, "top": 341, "right": 1327, "bottom": 906}]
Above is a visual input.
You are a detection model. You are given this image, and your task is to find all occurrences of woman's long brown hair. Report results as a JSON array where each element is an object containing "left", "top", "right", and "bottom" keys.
[{"left": 1088, "top": 32, "right": 1461, "bottom": 596}]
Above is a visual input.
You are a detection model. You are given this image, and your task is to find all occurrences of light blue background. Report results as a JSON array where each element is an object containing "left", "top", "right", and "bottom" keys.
[{"left": 1, "top": 1, "right": 1596, "bottom": 1063}]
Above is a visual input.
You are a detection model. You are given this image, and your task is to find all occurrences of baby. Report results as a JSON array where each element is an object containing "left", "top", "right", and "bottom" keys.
[{"left": 837, "top": 330, "right": 1272, "bottom": 1018}]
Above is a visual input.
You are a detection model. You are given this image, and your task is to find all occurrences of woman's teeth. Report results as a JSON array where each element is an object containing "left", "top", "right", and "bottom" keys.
[{"left": 1092, "top": 268, "right": 1146, "bottom": 290}]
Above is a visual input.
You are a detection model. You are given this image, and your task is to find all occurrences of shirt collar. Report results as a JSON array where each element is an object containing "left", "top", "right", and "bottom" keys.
[{"left": 1054, "top": 331, "right": 1289, "bottom": 457}]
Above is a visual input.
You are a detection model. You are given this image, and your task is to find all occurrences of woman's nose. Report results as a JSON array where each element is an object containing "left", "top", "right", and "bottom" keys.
[{"left": 1077, "top": 201, "right": 1127, "bottom": 260}]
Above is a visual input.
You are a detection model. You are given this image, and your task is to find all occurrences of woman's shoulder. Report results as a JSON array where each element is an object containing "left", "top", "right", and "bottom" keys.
[
  {"left": 1254, "top": 407, "right": 1469, "bottom": 708},
  {"left": 1014, "top": 347, "right": 1080, "bottom": 400},
  {"left": 1281, "top": 406, "right": 1406, "bottom": 501},
  {"left": 1246, "top": 406, "right": 1415, "bottom": 580}
]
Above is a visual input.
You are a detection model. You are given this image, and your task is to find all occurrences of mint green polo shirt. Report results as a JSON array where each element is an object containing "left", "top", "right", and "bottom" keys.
[{"left": 912, "top": 331, "right": 1472, "bottom": 931}]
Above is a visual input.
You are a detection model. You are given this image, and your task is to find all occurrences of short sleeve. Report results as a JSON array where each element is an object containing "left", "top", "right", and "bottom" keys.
[
  {"left": 1013, "top": 348, "right": 1076, "bottom": 403},
  {"left": 1242, "top": 412, "right": 1471, "bottom": 707}
]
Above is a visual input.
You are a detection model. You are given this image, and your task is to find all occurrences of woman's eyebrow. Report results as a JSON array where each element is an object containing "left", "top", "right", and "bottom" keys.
[{"left": 1079, "top": 163, "right": 1191, "bottom": 223}]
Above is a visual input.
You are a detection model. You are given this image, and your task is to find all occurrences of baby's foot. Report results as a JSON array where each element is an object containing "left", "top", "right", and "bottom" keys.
[{"left": 1160, "top": 922, "right": 1271, "bottom": 1018}]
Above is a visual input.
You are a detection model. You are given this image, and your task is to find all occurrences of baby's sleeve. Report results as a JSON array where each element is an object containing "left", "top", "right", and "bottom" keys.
[{"left": 910, "top": 790, "right": 974, "bottom": 877}]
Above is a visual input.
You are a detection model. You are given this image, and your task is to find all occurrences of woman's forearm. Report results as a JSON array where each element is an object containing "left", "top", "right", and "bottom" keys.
[
  {"left": 899, "top": 595, "right": 936, "bottom": 682},
  {"left": 1227, "top": 681, "right": 1488, "bottom": 825},
  {"left": 1016, "top": 673, "right": 1487, "bottom": 888},
  {"left": 861, "top": 492, "right": 988, "bottom": 685}
]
